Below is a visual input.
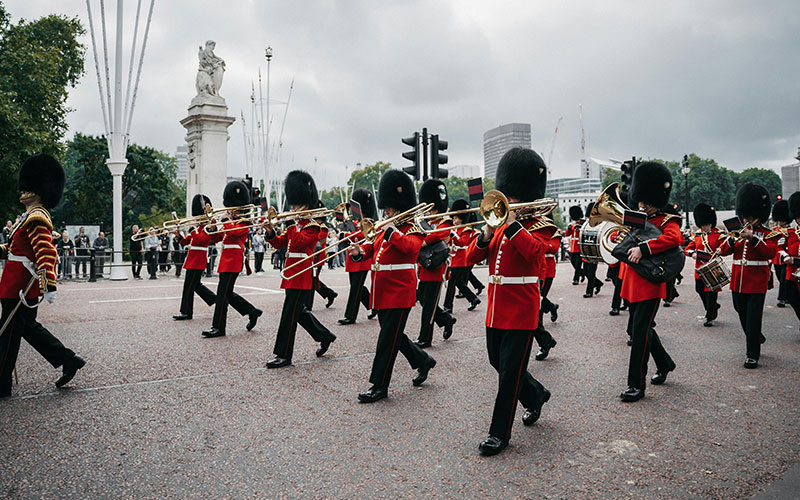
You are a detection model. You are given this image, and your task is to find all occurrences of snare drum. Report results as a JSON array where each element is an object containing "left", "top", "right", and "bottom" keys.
[
  {"left": 579, "top": 223, "right": 603, "bottom": 263},
  {"left": 697, "top": 255, "right": 731, "bottom": 291}
]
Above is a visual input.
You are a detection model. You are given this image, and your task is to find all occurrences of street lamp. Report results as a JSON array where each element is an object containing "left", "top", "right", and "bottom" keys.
[{"left": 682, "top": 154, "right": 690, "bottom": 229}]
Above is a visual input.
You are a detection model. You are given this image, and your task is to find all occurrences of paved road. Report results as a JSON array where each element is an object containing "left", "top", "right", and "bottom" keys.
[{"left": 1, "top": 262, "right": 798, "bottom": 499}]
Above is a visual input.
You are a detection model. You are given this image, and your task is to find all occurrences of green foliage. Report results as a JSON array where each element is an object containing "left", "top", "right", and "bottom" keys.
[
  {"left": 0, "top": 4, "right": 85, "bottom": 221},
  {"left": 736, "top": 168, "right": 782, "bottom": 200},
  {"left": 659, "top": 154, "right": 736, "bottom": 212},
  {"left": 601, "top": 169, "right": 622, "bottom": 189}
]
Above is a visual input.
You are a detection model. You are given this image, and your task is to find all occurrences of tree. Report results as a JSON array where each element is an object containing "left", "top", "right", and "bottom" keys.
[
  {"left": 735, "top": 168, "right": 782, "bottom": 200},
  {"left": 601, "top": 169, "right": 622, "bottom": 189},
  {"left": 349, "top": 161, "right": 392, "bottom": 193},
  {"left": 0, "top": 4, "right": 84, "bottom": 221},
  {"left": 663, "top": 154, "right": 737, "bottom": 212}
]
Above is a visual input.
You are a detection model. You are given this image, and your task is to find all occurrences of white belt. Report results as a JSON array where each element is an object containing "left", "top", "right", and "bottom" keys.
[
  {"left": 372, "top": 263, "right": 415, "bottom": 272},
  {"left": 546, "top": 255, "right": 556, "bottom": 259},
  {"left": 453, "top": 246, "right": 468, "bottom": 251},
  {"left": 287, "top": 252, "right": 307, "bottom": 258},
  {"left": 188, "top": 246, "right": 208, "bottom": 253},
  {"left": 489, "top": 275, "right": 538, "bottom": 285},
  {"left": 733, "top": 260, "right": 768, "bottom": 266},
  {"left": 8, "top": 253, "right": 36, "bottom": 276},
  {"left": 222, "top": 244, "right": 242, "bottom": 250}
]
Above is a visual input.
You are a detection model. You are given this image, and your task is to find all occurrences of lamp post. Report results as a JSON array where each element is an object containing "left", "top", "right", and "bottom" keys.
[{"left": 682, "top": 154, "right": 690, "bottom": 229}]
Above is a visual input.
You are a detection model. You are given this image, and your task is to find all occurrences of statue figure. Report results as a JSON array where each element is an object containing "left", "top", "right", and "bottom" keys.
[{"left": 195, "top": 40, "right": 225, "bottom": 97}]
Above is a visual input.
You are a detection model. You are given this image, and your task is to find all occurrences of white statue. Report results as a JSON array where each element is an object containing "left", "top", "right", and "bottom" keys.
[{"left": 195, "top": 40, "right": 225, "bottom": 97}]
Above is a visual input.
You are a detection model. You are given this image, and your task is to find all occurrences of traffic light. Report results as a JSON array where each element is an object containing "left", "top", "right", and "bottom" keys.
[
  {"left": 401, "top": 132, "right": 421, "bottom": 180},
  {"left": 620, "top": 157, "right": 637, "bottom": 194},
  {"left": 430, "top": 134, "right": 448, "bottom": 179},
  {"left": 777, "top": 194, "right": 783, "bottom": 201}
]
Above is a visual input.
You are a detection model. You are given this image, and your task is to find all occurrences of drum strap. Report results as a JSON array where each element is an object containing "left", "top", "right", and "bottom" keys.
[{"left": 701, "top": 232, "right": 711, "bottom": 253}]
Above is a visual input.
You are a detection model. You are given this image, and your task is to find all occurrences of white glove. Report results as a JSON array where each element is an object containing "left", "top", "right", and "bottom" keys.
[{"left": 43, "top": 291, "right": 57, "bottom": 304}]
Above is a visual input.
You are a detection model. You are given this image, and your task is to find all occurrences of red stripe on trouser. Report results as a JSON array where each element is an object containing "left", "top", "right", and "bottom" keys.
[
  {"left": 284, "top": 292, "right": 301, "bottom": 358},
  {"left": 506, "top": 331, "right": 533, "bottom": 439},
  {"left": 639, "top": 302, "right": 659, "bottom": 388},
  {"left": 381, "top": 309, "right": 408, "bottom": 387}
]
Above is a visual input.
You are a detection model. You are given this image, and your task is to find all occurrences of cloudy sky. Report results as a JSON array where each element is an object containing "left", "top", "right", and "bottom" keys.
[{"left": 9, "top": 0, "right": 800, "bottom": 190}]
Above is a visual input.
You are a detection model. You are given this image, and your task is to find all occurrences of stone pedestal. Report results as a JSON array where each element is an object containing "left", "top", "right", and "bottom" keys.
[{"left": 180, "top": 95, "right": 236, "bottom": 215}]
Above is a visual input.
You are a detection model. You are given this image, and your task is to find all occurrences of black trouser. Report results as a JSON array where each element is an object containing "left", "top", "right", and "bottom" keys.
[
  {"left": 180, "top": 269, "right": 217, "bottom": 317},
  {"left": 273, "top": 289, "right": 336, "bottom": 360},
  {"left": 665, "top": 277, "right": 678, "bottom": 302},
  {"left": 536, "top": 277, "right": 556, "bottom": 349},
  {"left": 0, "top": 298, "right": 75, "bottom": 396},
  {"left": 584, "top": 262, "right": 602, "bottom": 295},
  {"left": 467, "top": 267, "right": 483, "bottom": 291},
  {"left": 159, "top": 251, "right": 169, "bottom": 271},
  {"left": 443, "top": 267, "right": 477, "bottom": 311},
  {"left": 627, "top": 299, "right": 674, "bottom": 390},
  {"left": 173, "top": 252, "right": 184, "bottom": 277},
  {"left": 254, "top": 252, "right": 265, "bottom": 273},
  {"left": 731, "top": 292, "right": 765, "bottom": 361},
  {"left": 486, "top": 327, "right": 546, "bottom": 440},
  {"left": 146, "top": 250, "right": 158, "bottom": 278},
  {"left": 775, "top": 264, "right": 788, "bottom": 302},
  {"left": 569, "top": 252, "right": 583, "bottom": 282},
  {"left": 610, "top": 266, "right": 623, "bottom": 310},
  {"left": 417, "top": 280, "right": 451, "bottom": 344},
  {"left": 694, "top": 279, "right": 719, "bottom": 320},
  {"left": 369, "top": 308, "right": 429, "bottom": 389},
  {"left": 130, "top": 252, "right": 143, "bottom": 278},
  {"left": 307, "top": 272, "right": 337, "bottom": 310},
  {"left": 344, "top": 270, "right": 370, "bottom": 321},
  {"left": 211, "top": 272, "right": 256, "bottom": 333},
  {"left": 75, "top": 254, "right": 87, "bottom": 277},
  {"left": 785, "top": 280, "right": 800, "bottom": 321}
]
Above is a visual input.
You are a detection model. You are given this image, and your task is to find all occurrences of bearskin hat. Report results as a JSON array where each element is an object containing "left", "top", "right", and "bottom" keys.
[
  {"left": 378, "top": 169, "right": 416, "bottom": 212},
  {"left": 569, "top": 205, "right": 583, "bottom": 221},
  {"left": 284, "top": 170, "right": 318, "bottom": 208},
  {"left": 18, "top": 154, "right": 66, "bottom": 209},
  {"left": 663, "top": 204, "right": 680, "bottom": 216},
  {"left": 789, "top": 192, "right": 800, "bottom": 220},
  {"left": 450, "top": 199, "right": 470, "bottom": 221},
  {"left": 191, "top": 194, "right": 212, "bottom": 217},
  {"left": 223, "top": 180, "right": 251, "bottom": 208},
  {"left": 419, "top": 179, "right": 449, "bottom": 213},
  {"left": 351, "top": 188, "right": 378, "bottom": 221},
  {"left": 585, "top": 202, "right": 595, "bottom": 218},
  {"left": 693, "top": 203, "right": 716, "bottom": 227},
  {"left": 771, "top": 199, "right": 790, "bottom": 223},
  {"left": 629, "top": 161, "right": 672, "bottom": 209},
  {"left": 735, "top": 182, "right": 771, "bottom": 223},
  {"left": 495, "top": 147, "right": 547, "bottom": 202}
]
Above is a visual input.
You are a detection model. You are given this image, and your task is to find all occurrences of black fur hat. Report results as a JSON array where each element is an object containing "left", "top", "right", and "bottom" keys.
[
  {"left": 191, "top": 194, "right": 212, "bottom": 217},
  {"left": 772, "top": 199, "right": 790, "bottom": 223},
  {"left": 378, "top": 170, "right": 416, "bottom": 212},
  {"left": 693, "top": 203, "right": 716, "bottom": 227},
  {"left": 569, "top": 205, "right": 583, "bottom": 221},
  {"left": 285, "top": 170, "right": 318, "bottom": 208},
  {"left": 735, "top": 182, "right": 771, "bottom": 223},
  {"left": 18, "top": 153, "right": 66, "bottom": 209},
  {"left": 663, "top": 204, "right": 680, "bottom": 216},
  {"left": 495, "top": 147, "right": 547, "bottom": 202},
  {"left": 451, "top": 199, "right": 470, "bottom": 213},
  {"left": 419, "top": 179, "right": 449, "bottom": 213},
  {"left": 351, "top": 188, "right": 378, "bottom": 221},
  {"left": 223, "top": 180, "right": 251, "bottom": 207},
  {"left": 630, "top": 161, "right": 672, "bottom": 209},
  {"left": 789, "top": 192, "right": 800, "bottom": 220},
  {"left": 585, "top": 202, "right": 595, "bottom": 218}
]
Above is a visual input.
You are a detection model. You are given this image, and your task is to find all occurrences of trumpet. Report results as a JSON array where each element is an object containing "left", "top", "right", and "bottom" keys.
[
  {"left": 202, "top": 205, "right": 261, "bottom": 234},
  {"left": 280, "top": 203, "right": 434, "bottom": 281}
]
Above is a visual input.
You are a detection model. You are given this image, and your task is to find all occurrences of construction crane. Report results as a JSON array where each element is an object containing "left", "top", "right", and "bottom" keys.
[
  {"left": 546, "top": 116, "right": 563, "bottom": 174},
  {"left": 579, "top": 104, "right": 590, "bottom": 178}
]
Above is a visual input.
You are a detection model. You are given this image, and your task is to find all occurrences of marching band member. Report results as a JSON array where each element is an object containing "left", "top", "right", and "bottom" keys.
[
  {"left": 264, "top": 171, "right": 337, "bottom": 368},
  {"left": 0, "top": 154, "right": 85, "bottom": 397},
  {"left": 662, "top": 204, "right": 682, "bottom": 307},
  {"left": 581, "top": 202, "right": 603, "bottom": 298},
  {"left": 173, "top": 194, "right": 217, "bottom": 321},
  {"left": 415, "top": 179, "right": 456, "bottom": 347},
  {"left": 442, "top": 199, "right": 481, "bottom": 314},
  {"left": 719, "top": 183, "right": 778, "bottom": 369},
  {"left": 307, "top": 201, "right": 337, "bottom": 311},
  {"left": 349, "top": 170, "right": 436, "bottom": 403},
  {"left": 780, "top": 192, "right": 800, "bottom": 322},
  {"left": 770, "top": 200, "right": 791, "bottom": 308},
  {"left": 338, "top": 189, "right": 377, "bottom": 325},
  {"left": 533, "top": 225, "right": 561, "bottom": 361},
  {"left": 684, "top": 203, "right": 723, "bottom": 327},
  {"left": 466, "top": 148, "right": 552, "bottom": 456},
  {"left": 564, "top": 205, "right": 584, "bottom": 285},
  {"left": 619, "top": 162, "right": 680, "bottom": 402},
  {"left": 201, "top": 181, "right": 262, "bottom": 338}
]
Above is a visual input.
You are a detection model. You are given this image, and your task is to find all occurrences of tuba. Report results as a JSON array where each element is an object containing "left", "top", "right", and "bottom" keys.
[{"left": 586, "top": 183, "right": 631, "bottom": 264}]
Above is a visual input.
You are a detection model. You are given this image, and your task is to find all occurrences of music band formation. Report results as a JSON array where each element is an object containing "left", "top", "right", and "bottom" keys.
[{"left": 2, "top": 149, "right": 798, "bottom": 457}]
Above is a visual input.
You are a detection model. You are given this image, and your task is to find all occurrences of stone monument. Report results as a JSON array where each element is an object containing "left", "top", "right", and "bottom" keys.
[{"left": 180, "top": 40, "right": 235, "bottom": 215}]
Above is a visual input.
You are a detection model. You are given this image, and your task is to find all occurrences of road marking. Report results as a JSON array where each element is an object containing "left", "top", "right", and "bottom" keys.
[{"left": 88, "top": 291, "right": 278, "bottom": 303}]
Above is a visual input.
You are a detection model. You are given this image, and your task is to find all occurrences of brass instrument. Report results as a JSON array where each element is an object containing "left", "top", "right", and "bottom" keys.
[
  {"left": 202, "top": 205, "right": 261, "bottom": 234},
  {"left": 264, "top": 202, "right": 348, "bottom": 226},
  {"left": 585, "top": 183, "right": 634, "bottom": 264},
  {"left": 131, "top": 204, "right": 217, "bottom": 241}
]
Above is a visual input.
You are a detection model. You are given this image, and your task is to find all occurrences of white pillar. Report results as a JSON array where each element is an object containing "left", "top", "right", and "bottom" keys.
[{"left": 106, "top": 157, "right": 128, "bottom": 280}]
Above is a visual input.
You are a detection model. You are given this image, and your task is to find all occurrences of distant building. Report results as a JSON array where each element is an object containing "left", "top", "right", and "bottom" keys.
[
  {"left": 175, "top": 145, "right": 188, "bottom": 181},
  {"left": 556, "top": 193, "right": 601, "bottom": 217},
  {"left": 483, "top": 123, "right": 531, "bottom": 179},
  {"left": 546, "top": 177, "right": 602, "bottom": 197},
  {"left": 780, "top": 147, "right": 800, "bottom": 200},
  {"left": 449, "top": 164, "right": 482, "bottom": 179}
]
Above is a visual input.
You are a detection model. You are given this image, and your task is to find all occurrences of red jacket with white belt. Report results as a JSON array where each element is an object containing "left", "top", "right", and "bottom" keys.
[
  {"left": 620, "top": 214, "right": 683, "bottom": 303},
  {"left": 179, "top": 226, "right": 213, "bottom": 271},
  {"left": 565, "top": 220, "right": 583, "bottom": 253},
  {"left": 450, "top": 226, "right": 477, "bottom": 268},
  {"left": 418, "top": 218, "right": 452, "bottom": 282},
  {"left": 781, "top": 226, "right": 800, "bottom": 282},
  {"left": 0, "top": 205, "right": 58, "bottom": 299},
  {"left": 466, "top": 219, "right": 552, "bottom": 330},
  {"left": 719, "top": 225, "right": 779, "bottom": 293},
  {"left": 356, "top": 222, "right": 423, "bottom": 309},
  {"left": 266, "top": 220, "right": 321, "bottom": 289},
  {"left": 344, "top": 227, "right": 372, "bottom": 272},
  {"left": 210, "top": 222, "right": 248, "bottom": 274},
  {"left": 683, "top": 228, "right": 724, "bottom": 280},
  {"left": 544, "top": 232, "right": 561, "bottom": 279}
]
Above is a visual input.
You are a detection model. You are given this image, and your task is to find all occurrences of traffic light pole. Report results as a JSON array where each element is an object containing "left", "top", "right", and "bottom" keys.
[{"left": 422, "top": 127, "right": 429, "bottom": 181}]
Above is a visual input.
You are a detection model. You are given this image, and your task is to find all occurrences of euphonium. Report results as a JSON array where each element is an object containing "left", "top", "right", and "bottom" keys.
[{"left": 586, "top": 182, "right": 632, "bottom": 264}]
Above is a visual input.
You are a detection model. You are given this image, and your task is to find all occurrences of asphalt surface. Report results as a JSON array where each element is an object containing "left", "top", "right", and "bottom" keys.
[{"left": 1, "top": 261, "right": 798, "bottom": 499}]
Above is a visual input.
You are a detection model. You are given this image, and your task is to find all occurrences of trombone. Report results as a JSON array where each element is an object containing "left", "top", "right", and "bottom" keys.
[
  {"left": 280, "top": 202, "right": 434, "bottom": 281},
  {"left": 131, "top": 205, "right": 215, "bottom": 241},
  {"left": 202, "top": 205, "right": 261, "bottom": 234},
  {"left": 264, "top": 203, "right": 347, "bottom": 226}
]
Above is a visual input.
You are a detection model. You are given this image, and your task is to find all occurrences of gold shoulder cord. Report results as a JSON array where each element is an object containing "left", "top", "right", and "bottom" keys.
[{"left": 24, "top": 206, "right": 54, "bottom": 232}]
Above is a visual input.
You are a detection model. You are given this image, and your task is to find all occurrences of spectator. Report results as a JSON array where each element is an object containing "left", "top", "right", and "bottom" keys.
[
  {"left": 144, "top": 227, "right": 159, "bottom": 279},
  {"left": 1, "top": 220, "right": 11, "bottom": 243},
  {"left": 327, "top": 230, "right": 338, "bottom": 270},
  {"left": 93, "top": 231, "right": 110, "bottom": 279},
  {"left": 130, "top": 225, "right": 144, "bottom": 279},
  {"left": 158, "top": 233, "right": 170, "bottom": 273},
  {"left": 252, "top": 228, "right": 266, "bottom": 274},
  {"left": 56, "top": 230, "right": 75, "bottom": 279},
  {"left": 172, "top": 233, "right": 184, "bottom": 277},
  {"left": 74, "top": 227, "right": 90, "bottom": 278}
]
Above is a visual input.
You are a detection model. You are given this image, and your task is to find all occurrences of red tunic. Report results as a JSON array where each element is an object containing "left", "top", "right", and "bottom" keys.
[
  {"left": 544, "top": 232, "right": 561, "bottom": 279},
  {"left": 0, "top": 206, "right": 58, "bottom": 299},
  {"left": 683, "top": 228, "right": 724, "bottom": 280},
  {"left": 466, "top": 219, "right": 552, "bottom": 330},
  {"left": 565, "top": 220, "right": 583, "bottom": 253},
  {"left": 719, "top": 225, "right": 779, "bottom": 293},
  {"left": 312, "top": 226, "right": 329, "bottom": 287},
  {"left": 418, "top": 218, "right": 452, "bottom": 282},
  {"left": 620, "top": 214, "right": 683, "bottom": 303},
  {"left": 209, "top": 222, "right": 248, "bottom": 274},
  {"left": 344, "top": 229, "right": 372, "bottom": 272},
  {"left": 267, "top": 220, "right": 321, "bottom": 289},
  {"left": 771, "top": 226, "right": 789, "bottom": 266},
  {"left": 358, "top": 222, "right": 423, "bottom": 309},
  {"left": 781, "top": 227, "right": 800, "bottom": 282},
  {"left": 450, "top": 226, "right": 477, "bottom": 268},
  {"left": 179, "top": 226, "right": 213, "bottom": 271}
]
